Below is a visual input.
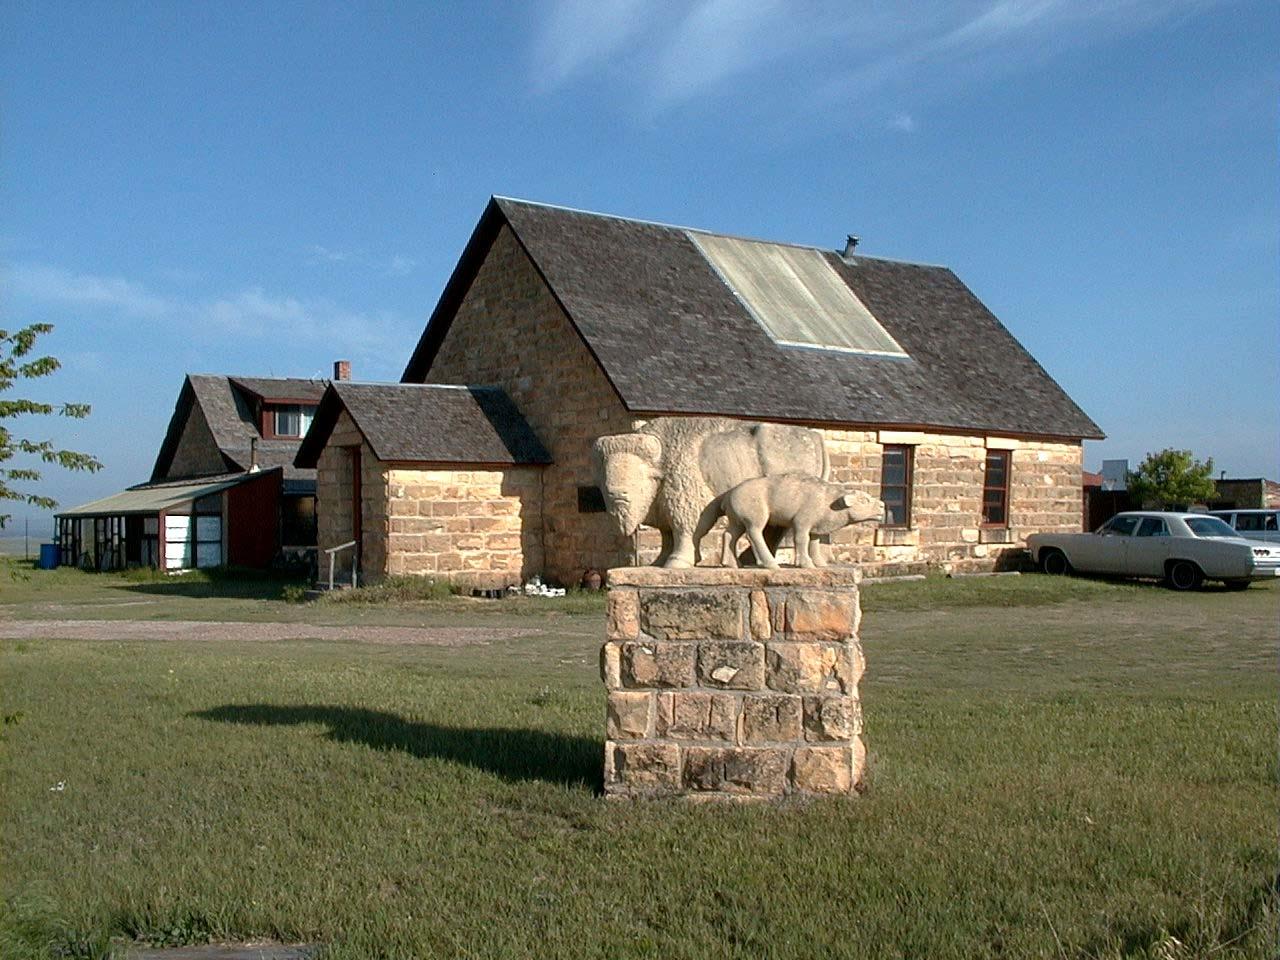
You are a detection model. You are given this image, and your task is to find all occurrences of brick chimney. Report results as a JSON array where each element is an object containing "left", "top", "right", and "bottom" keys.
[{"left": 333, "top": 360, "right": 351, "bottom": 381}]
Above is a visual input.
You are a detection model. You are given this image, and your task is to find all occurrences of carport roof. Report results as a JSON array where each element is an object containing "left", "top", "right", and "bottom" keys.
[{"left": 57, "top": 471, "right": 275, "bottom": 518}]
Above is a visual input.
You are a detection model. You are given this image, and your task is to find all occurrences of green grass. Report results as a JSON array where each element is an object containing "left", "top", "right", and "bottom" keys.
[
  {"left": 1, "top": 570, "right": 1276, "bottom": 958},
  {"left": 1, "top": 557, "right": 1154, "bottom": 626}
]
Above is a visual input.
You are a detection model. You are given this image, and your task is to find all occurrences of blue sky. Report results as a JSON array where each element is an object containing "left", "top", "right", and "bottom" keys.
[{"left": 3, "top": 0, "right": 1277, "bottom": 531}]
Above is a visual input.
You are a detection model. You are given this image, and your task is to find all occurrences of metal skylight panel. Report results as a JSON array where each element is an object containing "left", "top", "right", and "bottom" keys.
[{"left": 690, "top": 232, "right": 907, "bottom": 357}]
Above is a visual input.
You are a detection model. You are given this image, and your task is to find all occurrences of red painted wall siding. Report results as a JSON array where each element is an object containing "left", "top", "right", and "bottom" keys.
[{"left": 227, "top": 471, "right": 282, "bottom": 568}]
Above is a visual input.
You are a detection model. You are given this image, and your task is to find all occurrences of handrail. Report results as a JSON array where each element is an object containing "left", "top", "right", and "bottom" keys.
[{"left": 324, "top": 539, "right": 359, "bottom": 591}]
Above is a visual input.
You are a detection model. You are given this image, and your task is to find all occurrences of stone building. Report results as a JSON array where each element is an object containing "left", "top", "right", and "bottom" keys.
[
  {"left": 295, "top": 382, "right": 549, "bottom": 580},
  {"left": 303, "top": 197, "right": 1104, "bottom": 584}
]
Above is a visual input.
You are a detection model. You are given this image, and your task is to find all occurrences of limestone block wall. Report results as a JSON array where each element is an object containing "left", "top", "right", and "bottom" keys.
[
  {"left": 629, "top": 424, "right": 1083, "bottom": 574},
  {"left": 384, "top": 465, "right": 544, "bottom": 584},
  {"left": 315, "top": 411, "right": 389, "bottom": 578},
  {"left": 422, "top": 225, "right": 636, "bottom": 584},
  {"left": 602, "top": 567, "right": 865, "bottom": 800},
  {"left": 823, "top": 429, "right": 1083, "bottom": 570}
]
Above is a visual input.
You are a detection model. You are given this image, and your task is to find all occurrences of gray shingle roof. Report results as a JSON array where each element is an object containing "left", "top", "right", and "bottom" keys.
[
  {"left": 402, "top": 197, "right": 1103, "bottom": 441},
  {"left": 294, "top": 383, "right": 551, "bottom": 468},
  {"left": 152, "top": 374, "right": 326, "bottom": 481},
  {"left": 228, "top": 377, "right": 328, "bottom": 402}
]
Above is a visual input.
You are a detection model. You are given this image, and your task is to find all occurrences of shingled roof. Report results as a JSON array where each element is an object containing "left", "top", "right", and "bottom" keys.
[
  {"left": 152, "top": 374, "right": 327, "bottom": 482},
  {"left": 294, "top": 383, "right": 551, "bottom": 468},
  {"left": 402, "top": 197, "right": 1104, "bottom": 441}
]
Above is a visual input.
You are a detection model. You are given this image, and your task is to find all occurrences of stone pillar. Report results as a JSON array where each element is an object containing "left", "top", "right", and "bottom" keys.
[{"left": 601, "top": 567, "right": 866, "bottom": 800}]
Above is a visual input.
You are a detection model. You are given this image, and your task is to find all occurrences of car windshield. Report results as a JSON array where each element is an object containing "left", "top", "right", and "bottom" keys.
[{"left": 1185, "top": 517, "right": 1239, "bottom": 538}]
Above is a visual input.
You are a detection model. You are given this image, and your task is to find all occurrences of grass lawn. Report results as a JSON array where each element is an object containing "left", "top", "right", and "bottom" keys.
[{"left": 1, "top": 562, "right": 1277, "bottom": 958}]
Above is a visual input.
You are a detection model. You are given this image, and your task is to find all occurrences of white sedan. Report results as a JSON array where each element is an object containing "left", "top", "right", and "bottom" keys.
[{"left": 1027, "top": 511, "right": 1280, "bottom": 591}]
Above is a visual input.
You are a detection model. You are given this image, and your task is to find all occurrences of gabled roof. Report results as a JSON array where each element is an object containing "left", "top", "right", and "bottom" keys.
[
  {"left": 294, "top": 382, "right": 551, "bottom": 468},
  {"left": 152, "top": 374, "right": 328, "bottom": 481},
  {"left": 402, "top": 197, "right": 1104, "bottom": 441}
]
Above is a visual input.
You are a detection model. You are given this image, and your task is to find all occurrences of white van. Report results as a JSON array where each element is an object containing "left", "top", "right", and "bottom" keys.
[{"left": 1208, "top": 509, "right": 1280, "bottom": 544}]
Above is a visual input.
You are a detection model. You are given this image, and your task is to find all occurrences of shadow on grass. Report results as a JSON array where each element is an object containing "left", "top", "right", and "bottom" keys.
[
  {"left": 120, "top": 576, "right": 305, "bottom": 601},
  {"left": 192, "top": 703, "right": 602, "bottom": 790}
]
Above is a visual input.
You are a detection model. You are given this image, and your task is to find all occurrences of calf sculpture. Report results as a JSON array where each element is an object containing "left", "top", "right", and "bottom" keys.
[{"left": 720, "top": 473, "right": 883, "bottom": 569}]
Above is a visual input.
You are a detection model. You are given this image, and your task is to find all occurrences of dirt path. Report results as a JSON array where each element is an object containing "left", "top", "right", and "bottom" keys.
[{"left": 0, "top": 619, "right": 540, "bottom": 646}]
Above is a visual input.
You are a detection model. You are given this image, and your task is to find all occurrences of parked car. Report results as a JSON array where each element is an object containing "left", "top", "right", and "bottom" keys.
[
  {"left": 1027, "top": 511, "right": 1280, "bottom": 591},
  {"left": 1206, "top": 509, "right": 1280, "bottom": 544}
]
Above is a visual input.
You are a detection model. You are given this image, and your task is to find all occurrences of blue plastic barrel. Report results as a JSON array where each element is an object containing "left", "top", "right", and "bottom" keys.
[{"left": 38, "top": 543, "right": 58, "bottom": 569}]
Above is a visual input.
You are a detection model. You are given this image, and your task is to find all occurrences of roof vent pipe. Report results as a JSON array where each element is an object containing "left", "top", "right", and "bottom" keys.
[
  {"left": 249, "top": 436, "right": 260, "bottom": 473},
  {"left": 841, "top": 235, "right": 860, "bottom": 260}
]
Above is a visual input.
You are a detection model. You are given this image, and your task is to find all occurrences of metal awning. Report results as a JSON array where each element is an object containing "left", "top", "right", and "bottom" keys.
[{"left": 56, "top": 476, "right": 247, "bottom": 518}]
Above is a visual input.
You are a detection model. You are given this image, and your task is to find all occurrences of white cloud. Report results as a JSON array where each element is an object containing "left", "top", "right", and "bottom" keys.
[
  {"left": 650, "top": 0, "right": 790, "bottom": 104},
  {"left": 7, "top": 261, "right": 404, "bottom": 363},
  {"left": 386, "top": 255, "right": 416, "bottom": 277},
  {"left": 890, "top": 111, "right": 916, "bottom": 132},
  {"left": 8, "top": 263, "right": 172, "bottom": 318},
  {"left": 530, "top": 0, "right": 1228, "bottom": 118},
  {"left": 305, "top": 246, "right": 416, "bottom": 277},
  {"left": 308, "top": 244, "right": 353, "bottom": 263},
  {"left": 531, "top": 0, "right": 657, "bottom": 89}
]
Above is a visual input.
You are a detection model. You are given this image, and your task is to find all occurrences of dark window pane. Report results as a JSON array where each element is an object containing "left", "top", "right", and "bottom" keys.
[
  {"left": 983, "top": 504, "right": 1005, "bottom": 525},
  {"left": 577, "top": 485, "right": 607, "bottom": 513}
]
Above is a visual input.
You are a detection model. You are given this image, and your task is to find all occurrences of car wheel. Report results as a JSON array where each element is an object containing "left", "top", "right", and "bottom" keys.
[
  {"left": 1040, "top": 549, "right": 1071, "bottom": 576},
  {"left": 1165, "top": 560, "right": 1204, "bottom": 592},
  {"left": 1224, "top": 579, "right": 1251, "bottom": 591}
]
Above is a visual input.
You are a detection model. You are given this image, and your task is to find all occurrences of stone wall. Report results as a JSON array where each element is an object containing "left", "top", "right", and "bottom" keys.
[
  {"left": 315, "top": 410, "right": 389, "bottom": 579},
  {"left": 822, "top": 430, "right": 1084, "bottom": 572},
  {"left": 631, "top": 426, "right": 1083, "bottom": 575},
  {"left": 384, "top": 465, "right": 544, "bottom": 585},
  {"left": 602, "top": 567, "right": 865, "bottom": 800},
  {"left": 420, "top": 225, "right": 637, "bottom": 585},
  {"left": 165, "top": 402, "right": 226, "bottom": 478},
  {"left": 316, "top": 412, "right": 544, "bottom": 584}
]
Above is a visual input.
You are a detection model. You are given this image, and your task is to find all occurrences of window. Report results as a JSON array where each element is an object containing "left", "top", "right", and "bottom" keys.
[
  {"left": 1100, "top": 515, "right": 1140, "bottom": 536},
  {"left": 271, "top": 405, "right": 315, "bottom": 438},
  {"left": 982, "top": 450, "right": 1010, "bottom": 526},
  {"left": 577, "top": 485, "right": 607, "bottom": 514},
  {"left": 1185, "top": 516, "right": 1238, "bottom": 538},
  {"left": 880, "top": 445, "right": 913, "bottom": 527},
  {"left": 1135, "top": 517, "right": 1168, "bottom": 537},
  {"left": 281, "top": 495, "right": 317, "bottom": 546}
]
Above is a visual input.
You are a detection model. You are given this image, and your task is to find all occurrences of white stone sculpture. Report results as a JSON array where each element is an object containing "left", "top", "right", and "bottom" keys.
[
  {"left": 593, "top": 417, "right": 829, "bottom": 568},
  {"left": 719, "top": 473, "right": 883, "bottom": 569}
]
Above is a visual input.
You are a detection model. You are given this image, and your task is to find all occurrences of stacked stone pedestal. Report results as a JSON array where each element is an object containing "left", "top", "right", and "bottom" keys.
[{"left": 602, "top": 567, "right": 865, "bottom": 800}]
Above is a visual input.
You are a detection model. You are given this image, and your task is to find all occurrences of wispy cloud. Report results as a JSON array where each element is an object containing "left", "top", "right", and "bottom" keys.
[
  {"left": 7, "top": 261, "right": 404, "bottom": 362},
  {"left": 530, "top": 0, "right": 656, "bottom": 89},
  {"left": 386, "top": 255, "right": 416, "bottom": 277},
  {"left": 889, "top": 112, "right": 916, "bottom": 133},
  {"left": 308, "top": 244, "right": 353, "bottom": 263},
  {"left": 306, "top": 245, "right": 416, "bottom": 276},
  {"left": 531, "top": 0, "right": 1227, "bottom": 118},
  {"left": 8, "top": 263, "right": 172, "bottom": 318}
]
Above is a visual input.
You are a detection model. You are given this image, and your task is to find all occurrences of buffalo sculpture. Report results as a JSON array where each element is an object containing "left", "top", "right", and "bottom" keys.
[{"left": 592, "top": 417, "right": 830, "bottom": 568}]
